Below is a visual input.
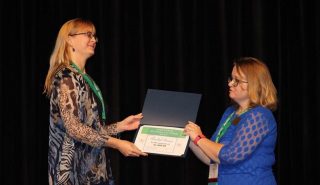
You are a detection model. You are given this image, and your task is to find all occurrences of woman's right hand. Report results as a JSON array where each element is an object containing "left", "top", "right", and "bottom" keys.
[
  {"left": 116, "top": 140, "right": 148, "bottom": 157},
  {"left": 184, "top": 121, "right": 204, "bottom": 141}
]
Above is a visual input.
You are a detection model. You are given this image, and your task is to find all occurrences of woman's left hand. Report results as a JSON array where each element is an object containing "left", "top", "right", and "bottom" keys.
[
  {"left": 117, "top": 113, "right": 143, "bottom": 132},
  {"left": 184, "top": 121, "right": 203, "bottom": 141}
]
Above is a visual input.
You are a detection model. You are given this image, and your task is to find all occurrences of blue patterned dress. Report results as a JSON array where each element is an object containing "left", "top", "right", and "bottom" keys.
[
  {"left": 210, "top": 106, "right": 277, "bottom": 185},
  {"left": 48, "top": 67, "right": 117, "bottom": 185}
]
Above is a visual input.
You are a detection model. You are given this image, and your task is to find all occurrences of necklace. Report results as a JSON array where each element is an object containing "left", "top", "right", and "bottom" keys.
[{"left": 236, "top": 107, "right": 249, "bottom": 115}]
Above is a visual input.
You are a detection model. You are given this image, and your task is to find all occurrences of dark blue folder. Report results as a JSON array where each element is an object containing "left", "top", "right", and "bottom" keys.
[{"left": 141, "top": 89, "right": 202, "bottom": 127}]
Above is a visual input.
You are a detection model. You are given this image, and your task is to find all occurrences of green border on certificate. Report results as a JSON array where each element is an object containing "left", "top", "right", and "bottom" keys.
[
  {"left": 134, "top": 125, "right": 189, "bottom": 157},
  {"left": 141, "top": 127, "right": 186, "bottom": 138}
]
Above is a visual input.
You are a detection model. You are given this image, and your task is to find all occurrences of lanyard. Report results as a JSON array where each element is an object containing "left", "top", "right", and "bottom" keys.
[
  {"left": 71, "top": 62, "right": 106, "bottom": 121},
  {"left": 215, "top": 109, "right": 248, "bottom": 142}
]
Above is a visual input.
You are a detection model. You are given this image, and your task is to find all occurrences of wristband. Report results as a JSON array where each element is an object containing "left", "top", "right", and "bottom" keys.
[{"left": 193, "top": 134, "right": 206, "bottom": 146}]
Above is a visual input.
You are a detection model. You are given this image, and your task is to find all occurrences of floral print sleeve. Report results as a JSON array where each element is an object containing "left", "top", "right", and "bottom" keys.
[
  {"left": 57, "top": 74, "right": 107, "bottom": 147},
  {"left": 218, "top": 111, "right": 272, "bottom": 164}
]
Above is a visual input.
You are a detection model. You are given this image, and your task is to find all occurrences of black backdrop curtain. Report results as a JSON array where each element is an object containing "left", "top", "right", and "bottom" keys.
[{"left": 1, "top": 0, "right": 320, "bottom": 185}]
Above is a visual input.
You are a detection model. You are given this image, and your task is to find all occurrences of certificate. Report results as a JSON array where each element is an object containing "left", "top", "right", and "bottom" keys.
[
  {"left": 134, "top": 125, "right": 189, "bottom": 156},
  {"left": 134, "top": 89, "right": 201, "bottom": 157}
]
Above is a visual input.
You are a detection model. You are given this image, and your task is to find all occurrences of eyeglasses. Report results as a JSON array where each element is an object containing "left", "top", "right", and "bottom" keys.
[
  {"left": 228, "top": 77, "right": 248, "bottom": 87},
  {"left": 69, "top": 32, "right": 98, "bottom": 42}
]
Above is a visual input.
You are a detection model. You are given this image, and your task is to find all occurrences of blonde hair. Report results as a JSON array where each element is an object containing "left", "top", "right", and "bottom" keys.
[
  {"left": 234, "top": 57, "right": 278, "bottom": 111},
  {"left": 44, "top": 18, "right": 96, "bottom": 96}
]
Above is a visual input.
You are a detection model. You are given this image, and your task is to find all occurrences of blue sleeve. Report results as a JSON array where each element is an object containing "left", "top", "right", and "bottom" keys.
[{"left": 218, "top": 110, "right": 273, "bottom": 164}]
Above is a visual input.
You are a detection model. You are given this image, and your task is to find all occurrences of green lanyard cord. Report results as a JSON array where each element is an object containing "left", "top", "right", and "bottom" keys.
[
  {"left": 215, "top": 112, "right": 235, "bottom": 142},
  {"left": 70, "top": 62, "right": 106, "bottom": 121}
]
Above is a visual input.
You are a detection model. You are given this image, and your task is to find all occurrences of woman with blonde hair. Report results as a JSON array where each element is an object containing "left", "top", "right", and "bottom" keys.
[
  {"left": 45, "top": 18, "right": 147, "bottom": 185},
  {"left": 185, "top": 57, "right": 278, "bottom": 185}
]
